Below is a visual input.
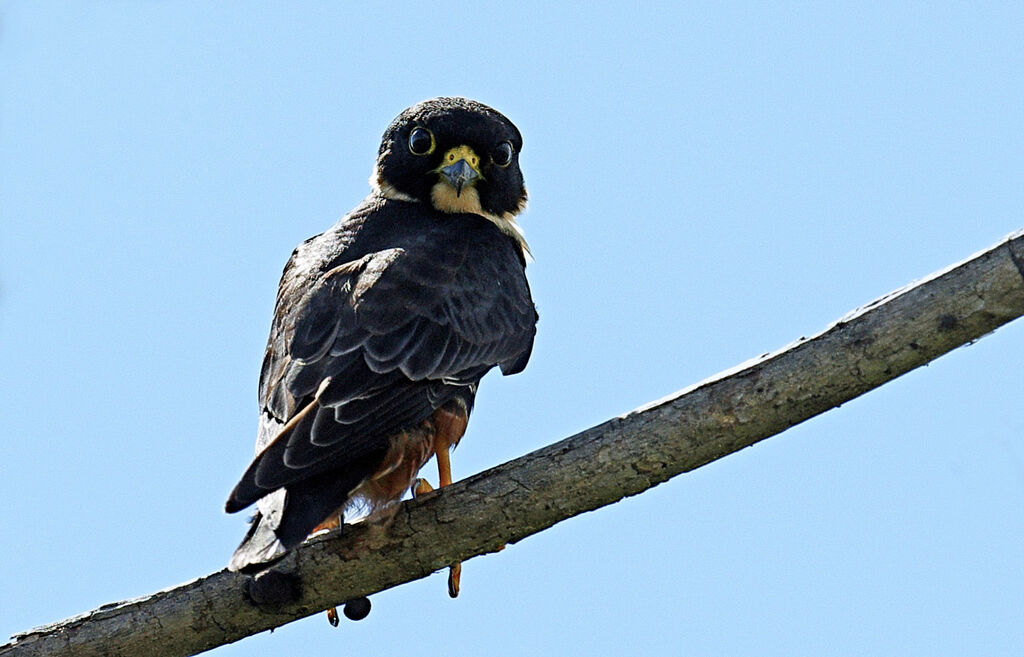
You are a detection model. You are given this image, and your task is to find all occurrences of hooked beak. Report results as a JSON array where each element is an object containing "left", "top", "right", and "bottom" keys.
[
  {"left": 440, "top": 158, "right": 479, "bottom": 197},
  {"left": 437, "top": 145, "right": 482, "bottom": 197}
]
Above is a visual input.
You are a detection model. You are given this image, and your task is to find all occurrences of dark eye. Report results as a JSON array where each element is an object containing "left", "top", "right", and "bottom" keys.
[
  {"left": 493, "top": 141, "right": 514, "bottom": 167},
  {"left": 408, "top": 127, "right": 434, "bottom": 155}
]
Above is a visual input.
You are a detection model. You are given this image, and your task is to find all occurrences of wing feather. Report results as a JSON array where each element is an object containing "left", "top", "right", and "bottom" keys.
[{"left": 226, "top": 205, "right": 537, "bottom": 512}]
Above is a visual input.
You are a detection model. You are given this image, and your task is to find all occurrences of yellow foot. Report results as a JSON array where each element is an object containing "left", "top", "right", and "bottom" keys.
[
  {"left": 312, "top": 512, "right": 342, "bottom": 536},
  {"left": 448, "top": 562, "right": 462, "bottom": 598},
  {"left": 412, "top": 478, "right": 434, "bottom": 497}
]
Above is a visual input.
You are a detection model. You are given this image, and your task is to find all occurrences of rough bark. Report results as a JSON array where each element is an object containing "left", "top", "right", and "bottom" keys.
[{"left": 5, "top": 229, "right": 1024, "bottom": 657}]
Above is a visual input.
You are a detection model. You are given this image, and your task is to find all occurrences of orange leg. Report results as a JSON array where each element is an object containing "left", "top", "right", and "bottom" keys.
[
  {"left": 413, "top": 478, "right": 435, "bottom": 496},
  {"left": 435, "top": 444, "right": 461, "bottom": 597},
  {"left": 433, "top": 420, "right": 462, "bottom": 598},
  {"left": 412, "top": 403, "right": 468, "bottom": 598},
  {"left": 312, "top": 512, "right": 342, "bottom": 535}
]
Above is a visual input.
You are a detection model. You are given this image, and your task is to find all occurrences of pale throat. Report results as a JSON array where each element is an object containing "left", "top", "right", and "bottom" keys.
[
  {"left": 430, "top": 182, "right": 530, "bottom": 259},
  {"left": 373, "top": 174, "right": 531, "bottom": 259},
  {"left": 430, "top": 181, "right": 485, "bottom": 215}
]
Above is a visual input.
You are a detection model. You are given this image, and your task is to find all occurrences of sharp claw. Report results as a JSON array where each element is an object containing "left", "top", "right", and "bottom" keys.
[
  {"left": 326, "top": 606, "right": 340, "bottom": 627},
  {"left": 448, "top": 562, "right": 462, "bottom": 598},
  {"left": 412, "top": 478, "right": 434, "bottom": 498}
]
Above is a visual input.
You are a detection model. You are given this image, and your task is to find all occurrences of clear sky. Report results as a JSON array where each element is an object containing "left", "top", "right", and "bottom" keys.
[{"left": 2, "top": 3, "right": 1023, "bottom": 656}]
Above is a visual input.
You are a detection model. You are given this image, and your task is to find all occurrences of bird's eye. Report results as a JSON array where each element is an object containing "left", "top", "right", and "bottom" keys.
[
  {"left": 493, "top": 141, "right": 514, "bottom": 167},
  {"left": 408, "top": 127, "right": 435, "bottom": 155}
]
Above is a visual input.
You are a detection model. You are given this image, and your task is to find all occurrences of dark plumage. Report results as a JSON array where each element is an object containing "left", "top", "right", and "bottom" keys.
[{"left": 226, "top": 97, "right": 537, "bottom": 574}]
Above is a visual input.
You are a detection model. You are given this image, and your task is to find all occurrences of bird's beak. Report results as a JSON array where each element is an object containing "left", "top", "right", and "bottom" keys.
[{"left": 438, "top": 145, "right": 481, "bottom": 197}]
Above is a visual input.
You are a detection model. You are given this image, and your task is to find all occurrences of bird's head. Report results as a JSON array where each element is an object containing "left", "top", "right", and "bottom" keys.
[{"left": 372, "top": 97, "right": 528, "bottom": 221}]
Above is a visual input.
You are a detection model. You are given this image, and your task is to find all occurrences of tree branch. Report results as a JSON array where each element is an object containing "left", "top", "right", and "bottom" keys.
[{"left": 5, "top": 230, "right": 1024, "bottom": 657}]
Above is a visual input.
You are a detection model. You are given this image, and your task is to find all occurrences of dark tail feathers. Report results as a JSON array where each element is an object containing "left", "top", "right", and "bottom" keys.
[{"left": 227, "top": 462, "right": 380, "bottom": 573}]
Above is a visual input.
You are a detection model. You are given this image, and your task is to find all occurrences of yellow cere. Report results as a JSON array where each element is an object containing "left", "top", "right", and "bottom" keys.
[{"left": 440, "top": 145, "right": 481, "bottom": 174}]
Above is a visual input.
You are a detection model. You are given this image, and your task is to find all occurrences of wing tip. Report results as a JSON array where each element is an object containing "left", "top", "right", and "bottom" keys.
[
  {"left": 224, "top": 495, "right": 247, "bottom": 514},
  {"left": 225, "top": 479, "right": 261, "bottom": 514}
]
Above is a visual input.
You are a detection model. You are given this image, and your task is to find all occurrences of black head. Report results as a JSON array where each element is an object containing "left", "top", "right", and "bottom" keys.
[{"left": 372, "top": 97, "right": 527, "bottom": 220}]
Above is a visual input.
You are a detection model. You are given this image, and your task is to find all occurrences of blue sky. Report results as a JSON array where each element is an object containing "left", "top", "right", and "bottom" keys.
[{"left": 2, "top": 3, "right": 1023, "bottom": 655}]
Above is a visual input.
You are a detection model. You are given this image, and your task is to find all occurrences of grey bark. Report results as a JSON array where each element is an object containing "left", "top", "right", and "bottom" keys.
[{"left": 5, "top": 229, "right": 1024, "bottom": 657}]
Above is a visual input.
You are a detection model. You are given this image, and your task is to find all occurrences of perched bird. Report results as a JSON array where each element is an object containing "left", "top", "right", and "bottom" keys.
[{"left": 225, "top": 98, "right": 538, "bottom": 603}]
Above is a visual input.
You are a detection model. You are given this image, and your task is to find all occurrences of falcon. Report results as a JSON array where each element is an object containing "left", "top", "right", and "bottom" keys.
[{"left": 225, "top": 98, "right": 538, "bottom": 606}]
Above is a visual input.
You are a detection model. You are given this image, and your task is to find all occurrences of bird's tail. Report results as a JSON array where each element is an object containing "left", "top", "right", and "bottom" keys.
[
  {"left": 227, "top": 462, "right": 381, "bottom": 573},
  {"left": 228, "top": 488, "right": 291, "bottom": 573},
  {"left": 229, "top": 513, "right": 290, "bottom": 573}
]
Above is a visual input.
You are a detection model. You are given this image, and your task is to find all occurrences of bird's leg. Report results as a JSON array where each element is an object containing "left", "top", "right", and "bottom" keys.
[
  {"left": 410, "top": 403, "right": 468, "bottom": 598},
  {"left": 431, "top": 404, "right": 467, "bottom": 598},
  {"left": 435, "top": 443, "right": 462, "bottom": 597}
]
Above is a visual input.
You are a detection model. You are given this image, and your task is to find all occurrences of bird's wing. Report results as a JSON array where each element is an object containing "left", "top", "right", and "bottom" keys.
[{"left": 226, "top": 222, "right": 536, "bottom": 512}]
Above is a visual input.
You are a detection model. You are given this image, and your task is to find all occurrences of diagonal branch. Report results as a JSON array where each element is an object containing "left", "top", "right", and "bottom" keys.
[{"left": 5, "top": 230, "right": 1024, "bottom": 657}]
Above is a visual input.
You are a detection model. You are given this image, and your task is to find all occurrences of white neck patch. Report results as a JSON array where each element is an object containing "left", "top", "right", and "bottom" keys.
[
  {"left": 371, "top": 173, "right": 531, "bottom": 261},
  {"left": 430, "top": 182, "right": 531, "bottom": 260}
]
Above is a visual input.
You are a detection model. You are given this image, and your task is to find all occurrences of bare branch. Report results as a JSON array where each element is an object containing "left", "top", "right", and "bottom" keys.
[{"left": 5, "top": 230, "right": 1024, "bottom": 657}]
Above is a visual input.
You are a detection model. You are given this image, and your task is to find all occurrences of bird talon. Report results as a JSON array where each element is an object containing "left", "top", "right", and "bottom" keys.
[
  {"left": 448, "top": 562, "right": 462, "bottom": 598},
  {"left": 326, "top": 606, "right": 340, "bottom": 627},
  {"left": 412, "top": 478, "right": 435, "bottom": 497},
  {"left": 311, "top": 511, "right": 343, "bottom": 536}
]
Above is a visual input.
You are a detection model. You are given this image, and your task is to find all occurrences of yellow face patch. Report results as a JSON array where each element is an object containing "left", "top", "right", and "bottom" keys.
[{"left": 437, "top": 145, "right": 482, "bottom": 176}]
